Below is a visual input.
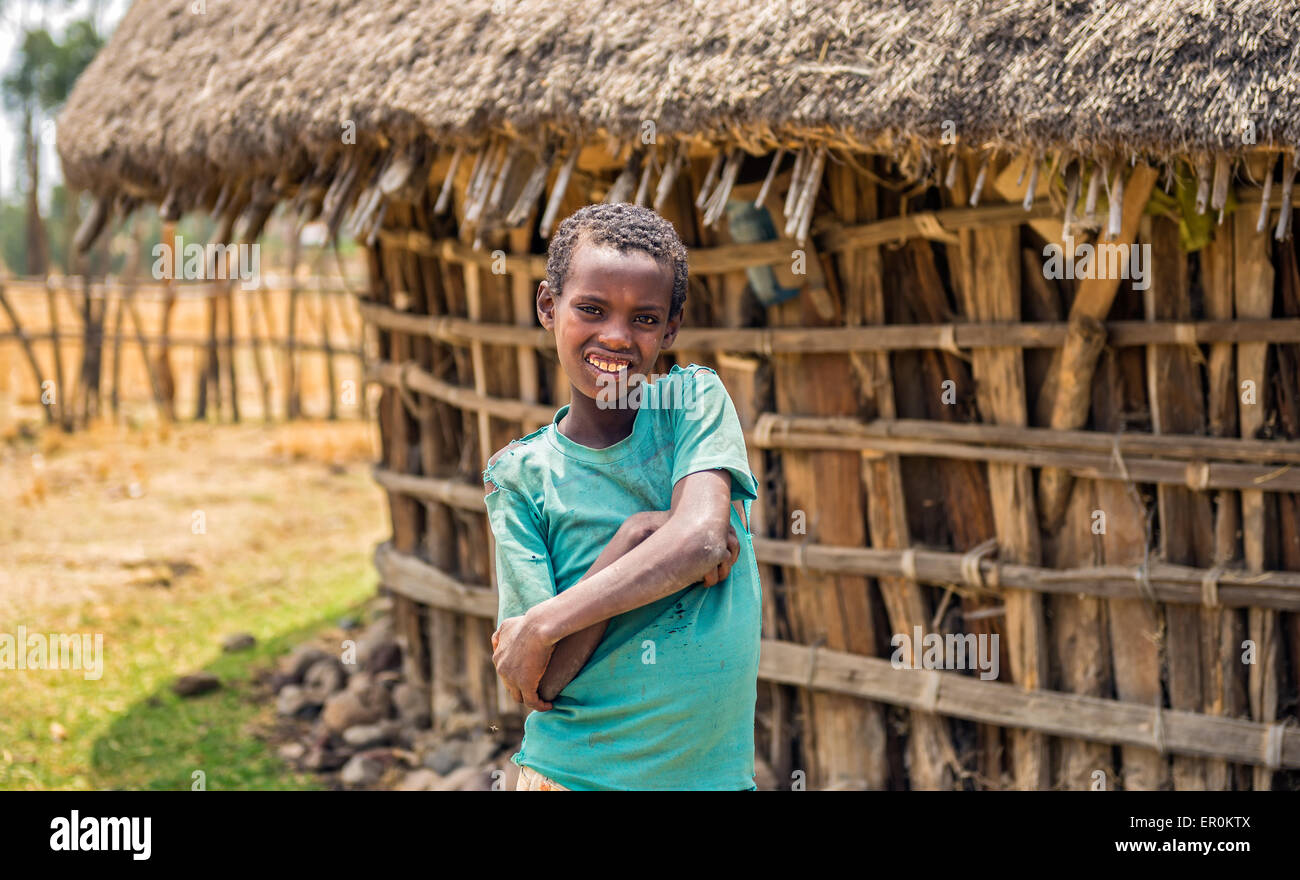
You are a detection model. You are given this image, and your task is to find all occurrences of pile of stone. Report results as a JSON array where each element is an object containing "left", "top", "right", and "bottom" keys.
[{"left": 261, "top": 598, "right": 521, "bottom": 791}]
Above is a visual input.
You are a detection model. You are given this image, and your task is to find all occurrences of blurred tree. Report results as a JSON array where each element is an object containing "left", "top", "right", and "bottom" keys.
[{"left": 3, "top": 12, "right": 103, "bottom": 275}]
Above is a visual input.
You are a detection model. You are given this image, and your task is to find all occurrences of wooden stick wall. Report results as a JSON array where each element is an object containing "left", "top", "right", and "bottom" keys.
[{"left": 362, "top": 142, "right": 1300, "bottom": 789}]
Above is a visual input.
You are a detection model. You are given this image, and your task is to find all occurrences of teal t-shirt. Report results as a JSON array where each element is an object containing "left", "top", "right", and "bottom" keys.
[{"left": 482, "top": 363, "right": 762, "bottom": 791}]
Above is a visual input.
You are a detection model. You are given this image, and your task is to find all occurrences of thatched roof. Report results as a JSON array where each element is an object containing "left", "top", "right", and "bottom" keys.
[{"left": 59, "top": 0, "right": 1300, "bottom": 200}]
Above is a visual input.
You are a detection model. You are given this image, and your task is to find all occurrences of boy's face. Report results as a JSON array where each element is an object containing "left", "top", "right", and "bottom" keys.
[{"left": 537, "top": 241, "right": 681, "bottom": 403}]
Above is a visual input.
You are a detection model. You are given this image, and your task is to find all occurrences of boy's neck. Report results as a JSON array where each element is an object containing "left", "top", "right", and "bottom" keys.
[{"left": 559, "top": 385, "right": 639, "bottom": 449}]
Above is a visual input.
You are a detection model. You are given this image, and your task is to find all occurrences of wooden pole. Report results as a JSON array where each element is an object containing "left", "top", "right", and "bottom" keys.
[
  {"left": 257, "top": 285, "right": 281, "bottom": 419},
  {"left": 285, "top": 221, "right": 302, "bottom": 419},
  {"left": 1094, "top": 345, "right": 1169, "bottom": 789},
  {"left": 1200, "top": 205, "right": 1251, "bottom": 789},
  {"left": 1234, "top": 188, "right": 1280, "bottom": 791},
  {"left": 409, "top": 189, "right": 461, "bottom": 734},
  {"left": 898, "top": 235, "right": 1004, "bottom": 787},
  {"left": 158, "top": 221, "right": 177, "bottom": 420},
  {"left": 243, "top": 285, "right": 272, "bottom": 421},
  {"left": 1273, "top": 218, "right": 1300, "bottom": 783},
  {"left": 196, "top": 280, "right": 219, "bottom": 421},
  {"left": 124, "top": 282, "right": 168, "bottom": 419},
  {"left": 377, "top": 203, "right": 428, "bottom": 698},
  {"left": 44, "top": 276, "right": 67, "bottom": 429},
  {"left": 833, "top": 164, "right": 958, "bottom": 789},
  {"left": 319, "top": 282, "right": 338, "bottom": 420},
  {"left": 1144, "top": 212, "right": 1215, "bottom": 789},
  {"left": 0, "top": 278, "right": 53, "bottom": 424},
  {"left": 767, "top": 161, "right": 889, "bottom": 791},
  {"left": 963, "top": 191, "right": 1049, "bottom": 789},
  {"left": 108, "top": 283, "right": 125, "bottom": 418},
  {"left": 223, "top": 280, "right": 240, "bottom": 422}
]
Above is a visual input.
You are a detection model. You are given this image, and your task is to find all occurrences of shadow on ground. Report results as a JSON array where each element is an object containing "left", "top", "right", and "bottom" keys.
[{"left": 88, "top": 601, "right": 370, "bottom": 791}]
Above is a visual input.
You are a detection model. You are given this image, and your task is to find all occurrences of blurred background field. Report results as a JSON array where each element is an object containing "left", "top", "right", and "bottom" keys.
[
  {"left": 0, "top": 418, "right": 388, "bottom": 789},
  {"left": 0, "top": 267, "right": 369, "bottom": 427}
]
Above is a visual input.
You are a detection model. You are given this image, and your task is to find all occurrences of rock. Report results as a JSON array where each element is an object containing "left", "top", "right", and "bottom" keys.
[
  {"left": 276, "top": 685, "right": 316, "bottom": 718},
  {"left": 424, "top": 740, "right": 466, "bottom": 776},
  {"left": 462, "top": 738, "right": 500, "bottom": 767},
  {"left": 365, "top": 641, "right": 402, "bottom": 674},
  {"left": 432, "top": 690, "right": 461, "bottom": 718},
  {"left": 392, "top": 748, "right": 421, "bottom": 768},
  {"left": 302, "top": 658, "right": 346, "bottom": 703},
  {"left": 172, "top": 672, "right": 220, "bottom": 697},
  {"left": 342, "top": 722, "right": 397, "bottom": 749},
  {"left": 340, "top": 752, "right": 387, "bottom": 786},
  {"left": 282, "top": 646, "right": 330, "bottom": 683},
  {"left": 398, "top": 769, "right": 439, "bottom": 792},
  {"left": 391, "top": 682, "right": 431, "bottom": 728},
  {"left": 353, "top": 618, "right": 395, "bottom": 667},
  {"left": 459, "top": 767, "right": 500, "bottom": 792},
  {"left": 277, "top": 742, "right": 306, "bottom": 762},
  {"left": 337, "top": 615, "right": 361, "bottom": 630},
  {"left": 345, "top": 671, "right": 374, "bottom": 695},
  {"left": 301, "top": 745, "right": 349, "bottom": 772},
  {"left": 320, "top": 685, "right": 390, "bottom": 734},
  {"left": 407, "top": 730, "right": 442, "bottom": 754},
  {"left": 442, "top": 711, "right": 483, "bottom": 739},
  {"left": 431, "top": 765, "right": 481, "bottom": 792},
  {"left": 221, "top": 632, "right": 256, "bottom": 653}
]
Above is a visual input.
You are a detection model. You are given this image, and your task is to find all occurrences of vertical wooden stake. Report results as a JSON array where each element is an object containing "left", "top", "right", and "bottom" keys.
[
  {"left": 1200, "top": 206, "right": 1250, "bottom": 789},
  {"left": 1144, "top": 212, "right": 1213, "bottom": 790},
  {"left": 45, "top": 277, "right": 67, "bottom": 429},
  {"left": 968, "top": 220, "right": 1049, "bottom": 790},
  {"left": 1234, "top": 194, "right": 1280, "bottom": 790},
  {"left": 320, "top": 284, "right": 338, "bottom": 420}
]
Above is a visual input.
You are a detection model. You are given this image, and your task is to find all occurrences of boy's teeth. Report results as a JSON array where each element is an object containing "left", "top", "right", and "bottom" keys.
[{"left": 587, "top": 355, "right": 628, "bottom": 372}]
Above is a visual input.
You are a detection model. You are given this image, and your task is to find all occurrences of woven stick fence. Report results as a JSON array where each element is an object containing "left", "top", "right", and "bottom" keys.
[
  {"left": 348, "top": 140, "right": 1300, "bottom": 790},
  {"left": 0, "top": 275, "right": 366, "bottom": 428}
]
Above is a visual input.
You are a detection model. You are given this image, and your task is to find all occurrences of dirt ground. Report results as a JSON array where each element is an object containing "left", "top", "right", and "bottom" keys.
[{"left": 0, "top": 418, "right": 386, "bottom": 620}]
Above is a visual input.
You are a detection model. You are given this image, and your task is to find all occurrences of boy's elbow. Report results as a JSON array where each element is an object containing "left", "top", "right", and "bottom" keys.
[{"left": 688, "top": 520, "right": 731, "bottom": 570}]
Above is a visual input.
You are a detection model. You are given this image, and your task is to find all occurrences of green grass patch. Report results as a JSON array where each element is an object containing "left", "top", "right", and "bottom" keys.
[{"left": 0, "top": 545, "right": 379, "bottom": 791}]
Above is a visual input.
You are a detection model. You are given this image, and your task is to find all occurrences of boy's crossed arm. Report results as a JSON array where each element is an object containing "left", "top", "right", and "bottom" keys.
[
  {"left": 491, "top": 468, "right": 738, "bottom": 711},
  {"left": 536, "top": 504, "right": 739, "bottom": 702}
]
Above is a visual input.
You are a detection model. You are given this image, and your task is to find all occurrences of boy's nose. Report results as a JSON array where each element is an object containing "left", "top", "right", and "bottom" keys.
[{"left": 597, "top": 325, "right": 634, "bottom": 351}]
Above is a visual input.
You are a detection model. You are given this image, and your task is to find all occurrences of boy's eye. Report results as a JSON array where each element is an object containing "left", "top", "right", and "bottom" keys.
[
  {"left": 635, "top": 315, "right": 658, "bottom": 325},
  {"left": 577, "top": 305, "right": 600, "bottom": 315}
]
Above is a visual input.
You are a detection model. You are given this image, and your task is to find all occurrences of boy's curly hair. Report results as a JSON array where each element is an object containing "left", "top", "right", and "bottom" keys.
[{"left": 545, "top": 203, "right": 689, "bottom": 320}]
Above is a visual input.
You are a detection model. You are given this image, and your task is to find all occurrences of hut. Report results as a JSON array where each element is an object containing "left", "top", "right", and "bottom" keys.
[{"left": 57, "top": 0, "right": 1300, "bottom": 790}]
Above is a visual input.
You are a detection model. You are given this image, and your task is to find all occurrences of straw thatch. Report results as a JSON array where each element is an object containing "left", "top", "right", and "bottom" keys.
[{"left": 59, "top": 0, "right": 1300, "bottom": 201}]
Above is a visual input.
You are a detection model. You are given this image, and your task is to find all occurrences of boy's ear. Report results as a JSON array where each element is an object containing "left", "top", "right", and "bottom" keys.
[
  {"left": 536, "top": 281, "right": 555, "bottom": 330},
  {"left": 659, "top": 309, "right": 682, "bottom": 350}
]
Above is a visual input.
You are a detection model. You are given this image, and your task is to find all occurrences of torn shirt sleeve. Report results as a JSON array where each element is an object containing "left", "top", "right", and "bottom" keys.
[{"left": 483, "top": 480, "right": 557, "bottom": 625}]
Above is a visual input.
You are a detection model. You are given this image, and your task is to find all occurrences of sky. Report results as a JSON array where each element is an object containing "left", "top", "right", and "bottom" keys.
[{"left": 0, "top": 0, "right": 131, "bottom": 206}]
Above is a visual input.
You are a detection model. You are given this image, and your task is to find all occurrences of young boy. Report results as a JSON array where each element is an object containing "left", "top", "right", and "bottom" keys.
[{"left": 482, "top": 203, "right": 762, "bottom": 791}]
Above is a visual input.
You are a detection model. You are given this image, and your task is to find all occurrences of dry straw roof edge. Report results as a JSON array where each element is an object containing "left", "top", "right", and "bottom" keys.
[{"left": 58, "top": 0, "right": 1300, "bottom": 197}]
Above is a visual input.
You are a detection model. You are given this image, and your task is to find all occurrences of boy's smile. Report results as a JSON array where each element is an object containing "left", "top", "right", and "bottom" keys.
[{"left": 537, "top": 241, "right": 681, "bottom": 446}]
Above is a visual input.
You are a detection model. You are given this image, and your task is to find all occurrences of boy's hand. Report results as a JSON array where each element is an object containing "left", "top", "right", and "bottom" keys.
[
  {"left": 701, "top": 524, "right": 740, "bottom": 586},
  {"left": 626, "top": 510, "right": 740, "bottom": 587},
  {"left": 491, "top": 614, "right": 555, "bottom": 712}
]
